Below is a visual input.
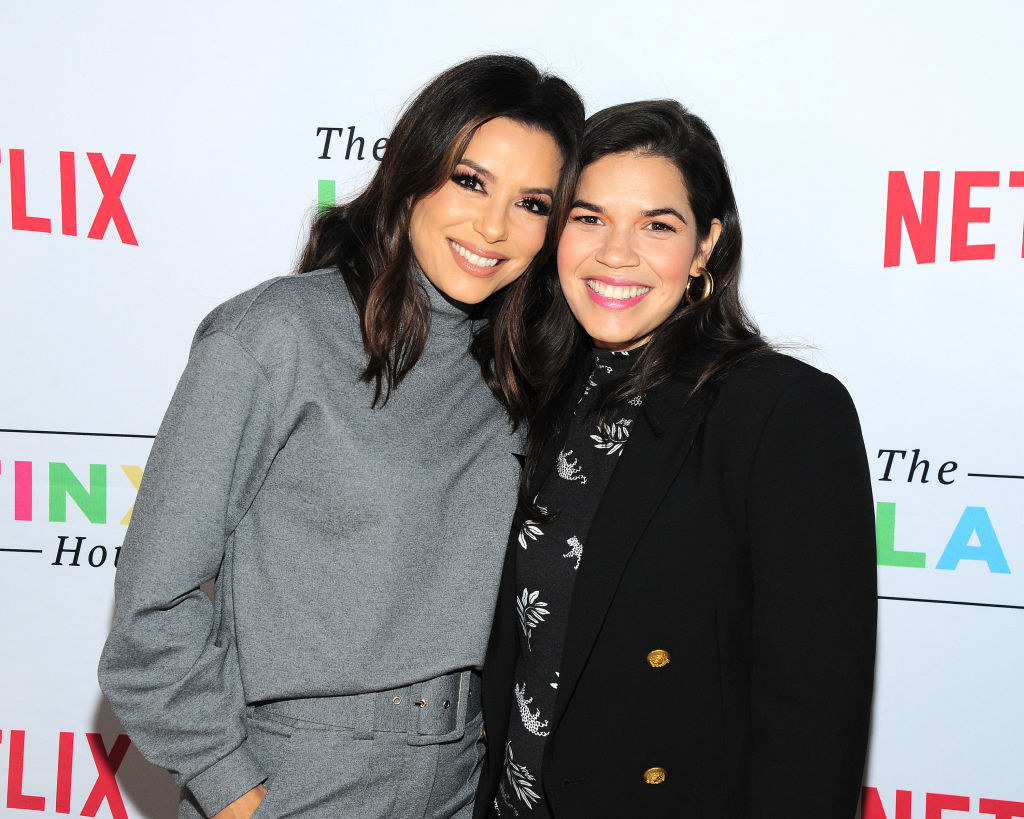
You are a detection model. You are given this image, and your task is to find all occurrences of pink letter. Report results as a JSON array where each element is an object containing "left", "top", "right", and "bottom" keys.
[
  {"left": 7, "top": 149, "right": 52, "bottom": 234},
  {"left": 863, "top": 787, "right": 913, "bottom": 819},
  {"left": 59, "top": 151, "right": 77, "bottom": 236},
  {"left": 1009, "top": 171, "right": 1024, "bottom": 258},
  {"left": 980, "top": 798, "right": 1024, "bottom": 819},
  {"left": 884, "top": 171, "right": 939, "bottom": 267},
  {"left": 86, "top": 153, "right": 137, "bottom": 246},
  {"left": 81, "top": 733, "right": 130, "bottom": 819},
  {"left": 926, "top": 792, "right": 971, "bottom": 819},
  {"left": 6, "top": 729, "right": 46, "bottom": 810},
  {"left": 15, "top": 460, "right": 32, "bottom": 521},
  {"left": 56, "top": 732, "right": 74, "bottom": 814},
  {"left": 950, "top": 171, "right": 999, "bottom": 261}
]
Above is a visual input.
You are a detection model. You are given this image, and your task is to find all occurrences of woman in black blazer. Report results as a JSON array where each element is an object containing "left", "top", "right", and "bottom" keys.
[{"left": 476, "top": 101, "right": 877, "bottom": 818}]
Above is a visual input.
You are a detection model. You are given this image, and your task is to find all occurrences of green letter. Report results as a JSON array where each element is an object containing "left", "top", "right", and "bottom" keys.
[
  {"left": 49, "top": 463, "right": 107, "bottom": 524},
  {"left": 876, "top": 501, "right": 926, "bottom": 568},
  {"left": 317, "top": 179, "right": 336, "bottom": 213}
]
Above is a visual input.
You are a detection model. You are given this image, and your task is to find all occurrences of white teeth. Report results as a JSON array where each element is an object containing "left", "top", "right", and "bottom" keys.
[
  {"left": 586, "top": 280, "right": 651, "bottom": 300},
  {"left": 450, "top": 240, "right": 500, "bottom": 268}
]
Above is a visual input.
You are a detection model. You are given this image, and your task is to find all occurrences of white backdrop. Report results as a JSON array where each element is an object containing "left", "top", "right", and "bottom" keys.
[{"left": 2, "top": 2, "right": 1022, "bottom": 816}]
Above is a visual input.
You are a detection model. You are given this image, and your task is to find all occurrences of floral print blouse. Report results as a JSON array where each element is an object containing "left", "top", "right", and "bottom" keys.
[{"left": 493, "top": 347, "right": 641, "bottom": 817}]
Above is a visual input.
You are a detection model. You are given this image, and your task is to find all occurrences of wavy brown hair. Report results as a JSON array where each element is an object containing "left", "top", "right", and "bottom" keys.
[
  {"left": 520, "top": 100, "right": 769, "bottom": 506},
  {"left": 296, "top": 55, "right": 583, "bottom": 422}
]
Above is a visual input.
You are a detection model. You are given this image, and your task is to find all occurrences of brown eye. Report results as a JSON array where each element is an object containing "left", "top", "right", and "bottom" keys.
[
  {"left": 519, "top": 197, "right": 552, "bottom": 216},
  {"left": 451, "top": 172, "right": 485, "bottom": 192},
  {"left": 648, "top": 221, "right": 675, "bottom": 232}
]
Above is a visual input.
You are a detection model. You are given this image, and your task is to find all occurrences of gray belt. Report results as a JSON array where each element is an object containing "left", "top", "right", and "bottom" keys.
[{"left": 252, "top": 668, "right": 481, "bottom": 746}]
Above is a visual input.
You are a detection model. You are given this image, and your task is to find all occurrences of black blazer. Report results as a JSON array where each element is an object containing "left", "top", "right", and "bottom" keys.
[{"left": 475, "top": 353, "right": 877, "bottom": 818}]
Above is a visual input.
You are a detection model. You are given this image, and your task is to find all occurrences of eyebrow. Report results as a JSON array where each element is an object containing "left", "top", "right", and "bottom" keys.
[
  {"left": 643, "top": 207, "right": 688, "bottom": 224},
  {"left": 460, "top": 159, "right": 495, "bottom": 181},
  {"left": 459, "top": 158, "right": 554, "bottom": 198},
  {"left": 571, "top": 200, "right": 688, "bottom": 224}
]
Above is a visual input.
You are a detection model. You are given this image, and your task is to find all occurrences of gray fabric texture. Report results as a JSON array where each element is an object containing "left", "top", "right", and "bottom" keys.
[
  {"left": 98, "top": 268, "right": 521, "bottom": 816},
  {"left": 177, "top": 711, "right": 485, "bottom": 819}
]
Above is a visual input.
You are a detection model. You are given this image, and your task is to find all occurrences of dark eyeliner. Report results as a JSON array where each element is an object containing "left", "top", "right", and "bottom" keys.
[
  {"left": 451, "top": 170, "right": 485, "bottom": 191},
  {"left": 521, "top": 197, "right": 552, "bottom": 216}
]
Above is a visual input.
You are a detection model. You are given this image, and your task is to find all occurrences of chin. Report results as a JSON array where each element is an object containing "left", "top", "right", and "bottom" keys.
[
  {"left": 584, "top": 333, "right": 634, "bottom": 351},
  {"left": 423, "top": 268, "right": 497, "bottom": 306},
  {"left": 579, "top": 319, "right": 640, "bottom": 348},
  {"left": 444, "top": 280, "right": 500, "bottom": 305}
]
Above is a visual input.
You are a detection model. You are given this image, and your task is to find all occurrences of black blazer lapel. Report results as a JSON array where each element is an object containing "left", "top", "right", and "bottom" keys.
[{"left": 551, "top": 375, "right": 716, "bottom": 728}]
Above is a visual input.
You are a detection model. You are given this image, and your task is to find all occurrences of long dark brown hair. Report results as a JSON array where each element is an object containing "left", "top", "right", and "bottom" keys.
[
  {"left": 520, "top": 99, "right": 768, "bottom": 500},
  {"left": 296, "top": 55, "right": 583, "bottom": 422}
]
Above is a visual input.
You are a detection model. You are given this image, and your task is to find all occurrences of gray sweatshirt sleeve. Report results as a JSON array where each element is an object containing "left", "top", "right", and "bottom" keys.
[{"left": 98, "top": 327, "right": 285, "bottom": 816}]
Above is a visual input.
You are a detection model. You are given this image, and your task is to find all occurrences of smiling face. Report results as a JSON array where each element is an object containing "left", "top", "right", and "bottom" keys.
[
  {"left": 557, "top": 152, "right": 721, "bottom": 350},
  {"left": 409, "top": 117, "right": 563, "bottom": 305}
]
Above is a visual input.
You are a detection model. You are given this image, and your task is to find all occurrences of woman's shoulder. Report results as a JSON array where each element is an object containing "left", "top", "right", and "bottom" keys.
[
  {"left": 193, "top": 268, "right": 359, "bottom": 352},
  {"left": 725, "top": 350, "right": 842, "bottom": 389},
  {"left": 677, "top": 352, "right": 865, "bottom": 468},
  {"left": 710, "top": 351, "right": 857, "bottom": 419}
]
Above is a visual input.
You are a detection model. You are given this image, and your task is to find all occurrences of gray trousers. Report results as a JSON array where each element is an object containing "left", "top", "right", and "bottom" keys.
[{"left": 181, "top": 670, "right": 484, "bottom": 818}]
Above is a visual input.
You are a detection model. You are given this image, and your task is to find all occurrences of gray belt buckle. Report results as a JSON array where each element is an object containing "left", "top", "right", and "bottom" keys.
[{"left": 406, "top": 669, "right": 470, "bottom": 746}]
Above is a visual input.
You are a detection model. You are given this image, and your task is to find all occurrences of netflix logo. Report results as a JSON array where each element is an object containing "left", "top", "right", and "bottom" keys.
[
  {"left": 3, "top": 149, "right": 137, "bottom": 245},
  {"left": 1, "top": 729, "right": 129, "bottom": 817},
  {"left": 864, "top": 787, "right": 1024, "bottom": 818},
  {"left": 883, "top": 170, "right": 1024, "bottom": 267}
]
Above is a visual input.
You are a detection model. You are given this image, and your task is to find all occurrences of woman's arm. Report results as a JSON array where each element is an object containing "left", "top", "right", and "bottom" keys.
[
  {"left": 98, "top": 328, "right": 286, "bottom": 816},
  {"left": 745, "top": 369, "right": 877, "bottom": 817}
]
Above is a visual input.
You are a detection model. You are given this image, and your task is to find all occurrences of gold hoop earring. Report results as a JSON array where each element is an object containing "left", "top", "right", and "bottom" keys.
[{"left": 685, "top": 267, "right": 714, "bottom": 305}]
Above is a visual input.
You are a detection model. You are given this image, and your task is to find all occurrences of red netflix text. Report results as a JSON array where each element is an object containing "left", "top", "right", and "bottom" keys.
[
  {"left": 3, "top": 149, "right": 138, "bottom": 245},
  {"left": 2, "top": 729, "right": 130, "bottom": 818},
  {"left": 883, "top": 170, "right": 1024, "bottom": 267},
  {"left": 864, "top": 787, "right": 1024, "bottom": 818}
]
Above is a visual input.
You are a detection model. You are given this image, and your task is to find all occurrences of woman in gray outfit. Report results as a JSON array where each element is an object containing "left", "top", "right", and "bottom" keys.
[{"left": 99, "top": 55, "right": 583, "bottom": 819}]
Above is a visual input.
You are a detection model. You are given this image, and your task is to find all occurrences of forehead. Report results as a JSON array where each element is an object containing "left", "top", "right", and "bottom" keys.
[
  {"left": 460, "top": 117, "right": 562, "bottom": 177},
  {"left": 578, "top": 152, "right": 690, "bottom": 210}
]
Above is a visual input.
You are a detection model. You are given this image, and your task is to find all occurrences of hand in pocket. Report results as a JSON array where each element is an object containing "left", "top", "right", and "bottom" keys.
[{"left": 211, "top": 784, "right": 267, "bottom": 819}]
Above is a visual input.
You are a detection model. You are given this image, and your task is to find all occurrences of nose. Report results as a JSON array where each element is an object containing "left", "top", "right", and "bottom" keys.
[
  {"left": 473, "top": 198, "right": 509, "bottom": 243},
  {"left": 595, "top": 227, "right": 639, "bottom": 268}
]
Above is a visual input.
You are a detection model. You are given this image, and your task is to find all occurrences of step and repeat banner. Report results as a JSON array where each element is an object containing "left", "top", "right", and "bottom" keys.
[{"left": 2, "top": 2, "right": 1022, "bottom": 817}]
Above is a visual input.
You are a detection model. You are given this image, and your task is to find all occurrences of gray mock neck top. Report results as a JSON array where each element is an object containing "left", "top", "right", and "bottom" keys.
[{"left": 100, "top": 267, "right": 522, "bottom": 812}]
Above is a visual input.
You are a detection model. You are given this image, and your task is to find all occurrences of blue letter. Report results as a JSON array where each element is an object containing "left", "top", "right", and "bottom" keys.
[{"left": 936, "top": 507, "right": 1010, "bottom": 573}]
